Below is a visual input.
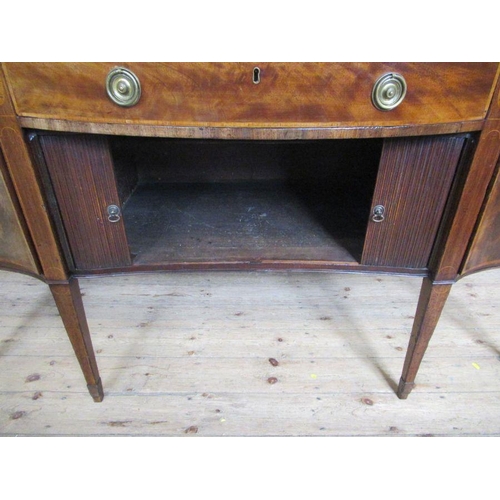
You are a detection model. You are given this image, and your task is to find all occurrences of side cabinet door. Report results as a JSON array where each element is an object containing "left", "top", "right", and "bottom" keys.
[
  {"left": 361, "top": 135, "right": 466, "bottom": 269},
  {"left": 39, "top": 134, "right": 131, "bottom": 270},
  {"left": 0, "top": 149, "right": 39, "bottom": 275},
  {"left": 462, "top": 158, "right": 500, "bottom": 275}
]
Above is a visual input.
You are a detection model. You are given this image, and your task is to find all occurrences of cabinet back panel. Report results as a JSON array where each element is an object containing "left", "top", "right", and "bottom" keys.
[{"left": 112, "top": 137, "right": 382, "bottom": 187}]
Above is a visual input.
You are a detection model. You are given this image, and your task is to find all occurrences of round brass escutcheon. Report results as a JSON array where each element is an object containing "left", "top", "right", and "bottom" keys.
[
  {"left": 106, "top": 67, "right": 141, "bottom": 107},
  {"left": 371, "top": 73, "right": 407, "bottom": 111}
]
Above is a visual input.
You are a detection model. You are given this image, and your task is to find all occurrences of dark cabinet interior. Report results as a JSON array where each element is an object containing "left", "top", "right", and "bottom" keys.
[
  {"left": 114, "top": 138, "right": 382, "bottom": 267},
  {"left": 33, "top": 132, "right": 470, "bottom": 273}
]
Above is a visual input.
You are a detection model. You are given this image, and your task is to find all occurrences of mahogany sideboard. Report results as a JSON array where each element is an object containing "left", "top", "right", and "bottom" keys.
[{"left": 1, "top": 63, "right": 499, "bottom": 402}]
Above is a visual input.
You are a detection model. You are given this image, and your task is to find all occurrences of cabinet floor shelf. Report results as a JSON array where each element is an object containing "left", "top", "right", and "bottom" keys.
[{"left": 122, "top": 182, "right": 367, "bottom": 266}]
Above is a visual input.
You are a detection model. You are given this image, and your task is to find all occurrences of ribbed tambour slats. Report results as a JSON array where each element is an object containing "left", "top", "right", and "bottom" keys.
[
  {"left": 40, "top": 134, "right": 131, "bottom": 270},
  {"left": 361, "top": 135, "right": 466, "bottom": 269}
]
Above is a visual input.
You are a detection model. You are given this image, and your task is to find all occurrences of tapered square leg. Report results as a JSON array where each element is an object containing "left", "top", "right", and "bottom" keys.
[
  {"left": 397, "top": 378, "right": 415, "bottom": 400},
  {"left": 50, "top": 278, "right": 103, "bottom": 402},
  {"left": 397, "top": 277, "right": 451, "bottom": 399}
]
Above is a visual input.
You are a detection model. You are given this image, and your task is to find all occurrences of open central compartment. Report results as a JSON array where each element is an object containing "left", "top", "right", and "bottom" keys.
[
  {"left": 111, "top": 138, "right": 383, "bottom": 266},
  {"left": 36, "top": 131, "right": 468, "bottom": 272}
]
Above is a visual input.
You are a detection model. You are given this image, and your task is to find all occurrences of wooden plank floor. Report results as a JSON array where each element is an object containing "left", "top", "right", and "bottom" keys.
[{"left": 0, "top": 268, "right": 499, "bottom": 436}]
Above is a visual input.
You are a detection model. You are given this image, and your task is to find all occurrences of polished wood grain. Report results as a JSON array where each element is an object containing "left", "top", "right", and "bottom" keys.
[
  {"left": 1, "top": 63, "right": 500, "bottom": 403},
  {"left": 0, "top": 68, "right": 67, "bottom": 281},
  {"left": 431, "top": 83, "right": 500, "bottom": 282},
  {"left": 49, "top": 278, "right": 103, "bottom": 402},
  {"left": 461, "top": 158, "right": 500, "bottom": 275},
  {"left": 395, "top": 77, "right": 500, "bottom": 399},
  {"left": 457, "top": 77, "right": 500, "bottom": 278},
  {"left": 39, "top": 134, "right": 132, "bottom": 270},
  {"left": 0, "top": 148, "right": 39, "bottom": 275},
  {"left": 15, "top": 117, "right": 487, "bottom": 141},
  {"left": 4, "top": 63, "right": 498, "bottom": 136},
  {"left": 361, "top": 135, "right": 466, "bottom": 269},
  {"left": 397, "top": 278, "right": 452, "bottom": 398},
  {"left": 1, "top": 68, "right": 105, "bottom": 402}
]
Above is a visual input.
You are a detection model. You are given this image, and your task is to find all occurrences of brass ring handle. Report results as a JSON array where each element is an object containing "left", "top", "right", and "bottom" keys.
[
  {"left": 106, "top": 67, "right": 141, "bottom": 107},
  {"left": 372, "top": 205, "right": 385, "bottom": 222},
  {"left": 107, "top": 204, "right": 121, "bottom": 223},
  {"left": 372, "top": 73, "right": 407, "bottom": 111}
]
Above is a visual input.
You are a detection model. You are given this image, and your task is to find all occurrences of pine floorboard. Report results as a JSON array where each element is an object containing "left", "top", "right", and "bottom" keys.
[{"left": 1, "top": 268, "right": 499, "bottom": 436}]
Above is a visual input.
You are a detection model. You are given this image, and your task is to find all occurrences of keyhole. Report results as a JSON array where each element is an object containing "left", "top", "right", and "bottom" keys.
[{"left": 253, "top": 67, "right": 261, "bottom": 84}]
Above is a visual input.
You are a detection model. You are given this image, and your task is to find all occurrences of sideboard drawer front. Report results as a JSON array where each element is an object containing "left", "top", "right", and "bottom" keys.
[{"left": 4, "top": 63, "right": 498, "bottom": 128}]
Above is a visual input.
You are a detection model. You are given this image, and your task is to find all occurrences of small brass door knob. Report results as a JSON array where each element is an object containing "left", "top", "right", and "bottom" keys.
[
  {"left": 372, "top": 73, "right": 407, "bottom": 111},
  {"left": 106, "top": 67, "right": 141, "bottom": 107},
  {"left": 107, "top": 204, "right": 121, "bottom": 223},
  {"left": 372, "top": 205, "right": 386, "bottom": 222}
]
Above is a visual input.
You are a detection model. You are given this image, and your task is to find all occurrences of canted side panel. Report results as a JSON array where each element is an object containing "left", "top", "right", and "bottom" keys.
[
  {"left": 361, "top": 135, "right": 466, "bottom": 269},
  {"left": 462, "top": 158, "right": 500, "bottom": 275},
  {"left": 39, "top": 134, "right": 131, "bottom": 270},
  {"left": 0, "top": 149, "right": 39, "bottom": 274}
]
